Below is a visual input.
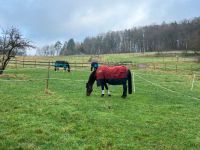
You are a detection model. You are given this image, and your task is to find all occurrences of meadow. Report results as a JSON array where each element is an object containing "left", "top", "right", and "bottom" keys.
[{"left": 0, "top": 53, "right": 200, "bottom": 149}]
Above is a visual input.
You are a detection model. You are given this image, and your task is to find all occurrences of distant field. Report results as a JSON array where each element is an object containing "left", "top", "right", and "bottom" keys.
[
  {"left": 15, "top": 51, "right": 198, "bottom": 62},
  {"left": 11, "top": 53, "right": 200, "bottom": 75},
  {"left": 1, "top": 53, "right": 200, "bottom": 149}
]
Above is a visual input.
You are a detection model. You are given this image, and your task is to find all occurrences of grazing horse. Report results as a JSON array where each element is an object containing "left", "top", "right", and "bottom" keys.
[
  {"left": 91, "top": 62, "right": 99, "bottom": 71},
  {"left": 54, "top": 61, "right": 70, "bottom": 72},
  {"left": 86, "top": 65, "right": 132, "bottom": 98}
]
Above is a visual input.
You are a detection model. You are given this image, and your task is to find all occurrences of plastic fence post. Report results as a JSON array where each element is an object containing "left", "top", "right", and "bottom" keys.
[
  {"left": 133, "top": 72, "right": 136, "bottom": 93},
  {"left": 191, "top": 74, "right": 196, "bottom": 91}
]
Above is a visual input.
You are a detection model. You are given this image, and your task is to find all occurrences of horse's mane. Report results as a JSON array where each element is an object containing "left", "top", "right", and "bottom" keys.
[{"left": 88, "top": 70, "right": 96, "bottom": 84}]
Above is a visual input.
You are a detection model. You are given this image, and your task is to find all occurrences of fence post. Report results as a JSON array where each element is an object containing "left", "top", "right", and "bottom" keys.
[
  {"left": 132, "top": 72, "right": 135, "bottom": 93},
  {"left": 15, "top": 58, "right": 17, "bottom": 69},
  {"left": 35, "top": 60, "right": 36, "bottom": 68},
  {"left": 23, "top": 56, "right": 25, "bottom": 68},
  {"left": 45, "top": 61, "right": 50, "bottom": 93},
  {"left": 191, "top": 65, "right": 193, "bottom": 74},
  {"left": 176, "top": 64, "right": 178, "bottom": 73},
  {"left": 163, "top": 55, "right": 165, "bottom": 63},
  {"left": 191, "top": 74, "right": 196, "bottom": 91}
]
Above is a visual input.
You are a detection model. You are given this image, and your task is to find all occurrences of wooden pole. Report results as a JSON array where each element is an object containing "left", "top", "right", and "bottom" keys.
[
  {"left": 23, "top": 56, "right": 25, "bottom": 68},
  {"left": 35, "top": 60, "right": 36, "bottom": 68},
  {"left": 15, "top": 58, "right": 17, "bottom": 69},
  {"left": 45, "top": 61, "right": 50, "bottom": 92}
]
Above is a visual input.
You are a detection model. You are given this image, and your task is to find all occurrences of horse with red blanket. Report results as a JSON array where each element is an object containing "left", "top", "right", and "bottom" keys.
[{"left": 86, "top": 65, "right": 132, "bottom": 98}]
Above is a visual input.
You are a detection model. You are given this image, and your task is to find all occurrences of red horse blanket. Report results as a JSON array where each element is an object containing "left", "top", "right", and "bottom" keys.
[{"left": 96, "top": 65, "right": 128, "bottom": 80}]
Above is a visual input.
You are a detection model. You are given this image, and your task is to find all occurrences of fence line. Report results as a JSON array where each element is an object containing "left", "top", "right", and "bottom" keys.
[
  {"left": 135, "top": 73, "right": 200, "bottom": 101},
  {"left": 7, "top": 59, "right": 200, "bottom": 74},
  {"left": 9, "top": 59, "right": 134, "bottom": 68},
  {"left": 1, "top": 70, "right": 199, "bottom": 101},
  {"left": 134, "top": 72, "right": 195, "bottom": 77}
]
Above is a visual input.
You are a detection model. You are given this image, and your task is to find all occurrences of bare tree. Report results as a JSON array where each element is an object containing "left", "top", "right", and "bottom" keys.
[
  {"left": 0, "top": 27, "right": 34, "bottom": 74},
  {"left": 54, "top": 41, "right": 62, "bottom": 56}
]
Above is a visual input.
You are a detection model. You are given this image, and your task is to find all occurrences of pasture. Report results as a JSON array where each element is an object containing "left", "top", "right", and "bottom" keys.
[{"left": 0, "top": 53, "right": 200, "bottom": 149}]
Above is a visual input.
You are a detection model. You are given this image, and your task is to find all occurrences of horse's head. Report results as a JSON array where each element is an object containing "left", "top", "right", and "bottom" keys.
[
  {"left": 86, "top": 82, "right": 93, "bottom": 96},
  {"left": 86, "top": 70, "right": 96, "bottom": 96}
]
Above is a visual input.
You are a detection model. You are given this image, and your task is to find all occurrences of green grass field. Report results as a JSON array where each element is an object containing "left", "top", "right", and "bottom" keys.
[{"left": 1, "top": 54, "right": 200, "bottom": 149}]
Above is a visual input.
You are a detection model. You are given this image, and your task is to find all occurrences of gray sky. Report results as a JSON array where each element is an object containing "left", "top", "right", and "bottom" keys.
[{"left": 0, "top": 0, "right": 200, "bottom": 49}]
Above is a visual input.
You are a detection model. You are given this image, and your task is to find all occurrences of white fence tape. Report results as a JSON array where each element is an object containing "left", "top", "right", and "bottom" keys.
[
  {"left": 135, "top": 72, "right": 194, "bottom": 77},
  {"left": 135, "top": 73, "right": 200, "bottom": 101},
  {"left": 1, "top": 69, "right": 199, "bottom": 101}
]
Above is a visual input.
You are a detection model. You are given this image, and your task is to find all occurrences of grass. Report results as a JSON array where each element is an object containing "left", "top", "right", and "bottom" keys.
[
  {"left": 0, "top": 67, "right": 200, "bottom": 149},
  {"left": 1, "top": 54, "right": 200, "bottom": 149}
]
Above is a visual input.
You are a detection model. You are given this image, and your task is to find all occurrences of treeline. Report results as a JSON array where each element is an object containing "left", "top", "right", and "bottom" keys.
[{"left": 36, "top": 16, "right": 200, "bottom": 56}]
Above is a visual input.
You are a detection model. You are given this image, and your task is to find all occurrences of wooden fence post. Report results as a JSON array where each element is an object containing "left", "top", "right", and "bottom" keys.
[
  {"left": 23, "top": 56, "right": 25, "bottom": 68},
  {"left": 35, "top": 60, "right": 36, "bottom": 68},
  {"left": 15, "top": 58, "right": 17, "bottom": 69},
  {"left": 45, "top": 61, "right": 50, "bottom": 93}
]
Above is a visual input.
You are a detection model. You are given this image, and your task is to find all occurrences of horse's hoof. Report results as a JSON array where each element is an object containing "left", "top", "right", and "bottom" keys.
[
  {"left": 101, "top": 94, "right": 104, "bottom": 97},
  {"left": 121, "top": 95, "right": 127, "bottom": 98},
  {"left": 108, "top": 94, "right": 111, "bottom": 97}
]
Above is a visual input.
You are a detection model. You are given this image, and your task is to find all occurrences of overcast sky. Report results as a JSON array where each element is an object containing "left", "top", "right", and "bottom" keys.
[{"left": 0, "top": 0, "right": 200, "bottom": 50}]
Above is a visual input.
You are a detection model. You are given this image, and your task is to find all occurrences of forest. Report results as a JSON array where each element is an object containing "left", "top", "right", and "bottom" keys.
[{"left": 37, "top": 17, "right": 200, "bottom": 56}]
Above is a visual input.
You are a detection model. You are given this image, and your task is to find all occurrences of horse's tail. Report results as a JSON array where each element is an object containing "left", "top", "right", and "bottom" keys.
[{"left": 127, "top": 69, "right": 132, "bottom": 94}]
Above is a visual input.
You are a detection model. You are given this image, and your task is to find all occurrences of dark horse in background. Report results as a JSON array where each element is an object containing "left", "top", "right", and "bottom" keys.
[
  {"left": 54, "top": 61, "right": 70, "bottom": 72},
  {"left": 91, "top": 62, "right": 99, "bottom": 71},
  {"left": 86, "top": 65, "right": 132, "bottom": 98}
]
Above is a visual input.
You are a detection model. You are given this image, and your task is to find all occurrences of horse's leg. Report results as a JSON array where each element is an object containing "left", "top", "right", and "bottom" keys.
[
  {"left": 104, "top": 83, "right": 111, "bottom": 96},
  {"left": 101, "top": 82, "right": 105, "bottom": 97},
  {"left": 122, "top": 82, "right": 127, "bottom": 98}
]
